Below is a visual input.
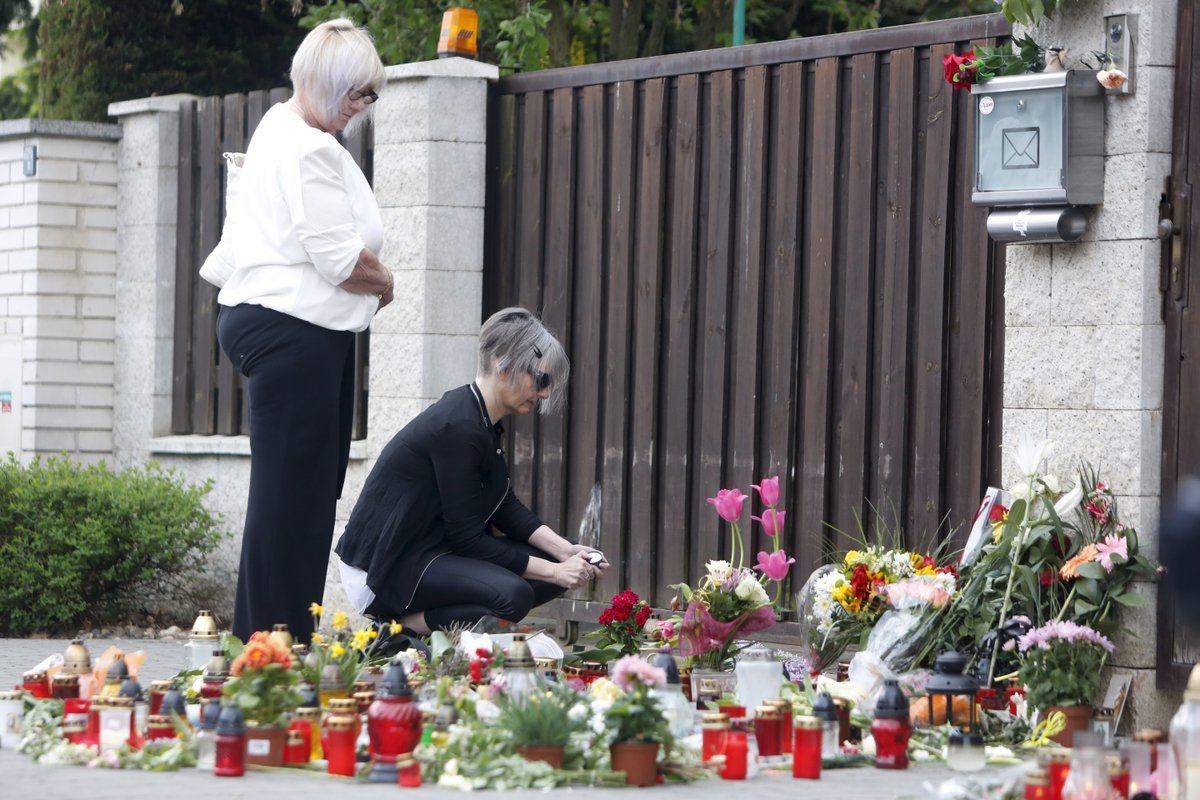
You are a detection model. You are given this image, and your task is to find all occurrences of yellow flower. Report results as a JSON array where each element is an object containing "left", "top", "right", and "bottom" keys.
[
  {"left": 331, "top": 642, "right": 347, "bottom": 659},
  {"left": 844, "top": 550, "right": 860, "bottom": 566},
  {"left": 308, "top": 602, "right": 324, "bottom": 617},
  {"left": 389, "top": 621, "right": 404, "bottom": 636},
  {"left": 368, "top": 628, "right": 378, "bottom": 640},
  {"left": 351, "top": 629, "right": 372, "bottom": 651},
  {"left": 588, "top": 677, "right": 621, "bottom": 702},
  {"left": 310, "top": 632, "right": 326, "bottom": 646},
  {"left": 332, "top": 611, "right": 348, "bottom": 630}
]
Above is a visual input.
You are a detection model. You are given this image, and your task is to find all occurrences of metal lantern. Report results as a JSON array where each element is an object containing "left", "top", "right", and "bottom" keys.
[
  {"left": 501, "top": 635, "right": 542, "bottom": 702},
  {"left": 927, "top": 650, "right": 984, "bottom": 772}
]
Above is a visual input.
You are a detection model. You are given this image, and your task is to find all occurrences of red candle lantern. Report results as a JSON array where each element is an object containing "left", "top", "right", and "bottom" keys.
[
  {"left": 323, "top": 715, "right": 358, "bottom": 777},
  {"left": 792, "top": 715, "right": 822, "bottom": 780},
  {"left": 398, "top": 754, "right": 422, "bottom": 787},
  {"left": 295, "top": 705, "right": 322, "bottom": 761},
  {"left": 147, "top": 680, "right": 170, "bottom": 716},
  {"left": 1042, "top": 748, "right": 1070, "bottom": 800},
  {"left": 719, "top": 730, "right": 748, "bottom": 780},
  {"left": 701, "top": 712, "right": 730, "bottom": 763},
  {"left": 754, "top": 705, "right": 784, "bottom": 757},
  {"left": 367, "top": 657, "right": 423, "bottom": 783},
  {"left": 51, "top": 673, "right": 79, "bottom": 700},
  {"left": 766, "top": 698, "right": 793, "bottom": 752},
  {"left": 146, "top": 714, "right": 175, "bottom": 741},
  {"left": 22, "top": 670, "right": 50, "bottom": 699},
  {"left": 214, "top": 705, "right": 246, "bottom": 777},
  {"left": 1025, "top": 767, "right": 1051, "bottom": 800},
  {"left": 871, "top": 678, "right": 911, "bottom": 770},
  {"left": 284, "top": 728, "right": 309, "bottom": 765}
]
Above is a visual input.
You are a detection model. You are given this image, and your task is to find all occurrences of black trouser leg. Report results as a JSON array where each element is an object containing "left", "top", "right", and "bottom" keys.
[{"left": 218, "top": 304, "right": 354, "bottom": 643}]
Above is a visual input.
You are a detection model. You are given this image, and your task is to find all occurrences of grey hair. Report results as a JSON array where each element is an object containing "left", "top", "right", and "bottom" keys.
[
  {"left": 290, "top": 19, "right": 386, "bottom": 134},
  {"left": 478, "top": 307, "right": 570, "bottom": 415}
]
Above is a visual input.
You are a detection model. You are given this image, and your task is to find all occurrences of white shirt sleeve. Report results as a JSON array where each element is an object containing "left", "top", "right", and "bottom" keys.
[{"left": 286, "top": 140, "right": 366, "bottom": 287}]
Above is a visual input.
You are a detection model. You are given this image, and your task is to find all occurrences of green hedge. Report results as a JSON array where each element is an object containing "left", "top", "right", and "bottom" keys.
[{"left": 0, "top": 455, "right": 226, "bottom": 636}]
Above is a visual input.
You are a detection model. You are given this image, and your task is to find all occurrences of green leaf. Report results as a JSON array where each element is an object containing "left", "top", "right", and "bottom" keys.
[
  {"left": 1114, "top": 592, "right": 1147, "bottom": 607},
  {"left": 1074, "top": 598, "right": 1098, "bottom": 613},
  {"left": 1074, "top": 561, "right": 1107, "bottom": 581},
  {"left": 1075, "top": 577, "right": 1101, "bottom": 602}
]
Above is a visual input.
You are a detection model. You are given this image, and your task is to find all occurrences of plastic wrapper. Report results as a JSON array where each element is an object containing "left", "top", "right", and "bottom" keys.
[{"left": 793, "top": 564, "right": 863, "bottom": 676}]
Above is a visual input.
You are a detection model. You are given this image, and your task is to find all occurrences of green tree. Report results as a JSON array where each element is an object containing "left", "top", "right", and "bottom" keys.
[{"left": 38, "top": 0, "right": 306, "bottom": 122}]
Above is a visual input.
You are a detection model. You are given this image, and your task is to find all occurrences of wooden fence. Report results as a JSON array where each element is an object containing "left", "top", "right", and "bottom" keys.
[
  {"left": 172, "top": 89, "right": 372, "bottom": 437},
  {"left": 483, "top": 14, "right": 1011, "bottom": 631}
]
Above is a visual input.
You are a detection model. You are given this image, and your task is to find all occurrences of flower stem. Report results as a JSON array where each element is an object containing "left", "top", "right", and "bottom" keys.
[
  {"left": 1054, "top": 583, "right": 1077, "bottom": 623},
  {"left": 987, "top": 493, "right": 1035, "bottom": 686}
]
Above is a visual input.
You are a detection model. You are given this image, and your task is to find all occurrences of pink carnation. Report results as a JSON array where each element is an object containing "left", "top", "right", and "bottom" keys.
[
  {"left": 1094, "top": 534, "right": 1128, "bottom": 573},
  {"left": 611, "top": 655, "right": 666, "bottom": 692}
]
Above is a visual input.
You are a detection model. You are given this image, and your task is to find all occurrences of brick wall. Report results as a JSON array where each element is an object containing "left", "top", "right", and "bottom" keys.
[{"left": 0, "top": 120, "right": 121, "bottom": 462}]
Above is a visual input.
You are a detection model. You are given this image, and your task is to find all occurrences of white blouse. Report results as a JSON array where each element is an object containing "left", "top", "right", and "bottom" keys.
[{"left": 201, "top": 103, "right": 384, "bottom": 333}]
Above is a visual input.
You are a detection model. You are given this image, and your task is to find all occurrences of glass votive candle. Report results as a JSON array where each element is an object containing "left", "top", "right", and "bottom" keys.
[
  {"left": 51, "top": 673, "right": 80, "bottom": 700},
  {"left": 719, "top": 730, "right": 748, "bottom": 780},
  {"left": 22, "top": 671, "right": 50, "bottom": 699},
  {"left": 148, "top": 680, "right": 170, "bottom": 716},
  {"left": 792, "top": 715, "right": 821, "bottom": 780},
  {"left": 1025, "top": 766, "right": 1051, "bottom": 800},
  {"left": 701, "top": 712, "right": 730, "bottom": 763},
  {"left": 0, "top": 690, "right": 23, "bottom": 750},
  {"left": 946, "top": 730, "right": 987, "bottom": 772},
  {"left": 1108, "top": 753, "right": 1130, "bottom": 799},
  {"left": 97, "top": 700, "right": 133, "bottom": 753},
  {"left": 1042, "top": 747, "right": 1071, "bottom": 800},
  {"left": 398, "top": 754, "right": 422, "bottom": 787},
  {"left": 753, "top": 705, "right": 783, "bottom": 757}
]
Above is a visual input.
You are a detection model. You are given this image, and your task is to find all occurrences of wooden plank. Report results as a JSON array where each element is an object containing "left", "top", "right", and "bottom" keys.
[
  {"left": 726, "top": 65, "right": 768, "bottom": 563},
  {"left": 536, "top": 86, "right": 575, "bottom": 534},
  {"left": 565, "top": 84, "right": 605, "bottom": 601},
  {"left": 906, "top": 44, "right": 956, "bottom": 543},
  {"left": 495, "top": 14, "right": 1009, "bottom": 94},
  {"left": 943, "top": 39, "right": 995, "bottom": 548},
  {"left": 627, "top": 78, "right": 667, "bottom": 602},
  {"left": 658, "top": 73, "right": 700, "bottom": 596},
  {"left": 796, "top": 58, "right": 840, "bottom": 578},
  {"left": 191, "top": 96, "right": 222, "bottom": 435},
  {"left": 172, "top": 99, "right": 197, "bottom": 434},
  {"left": 871, "top": 48, "right": 917, "bottom": 542},
  {"left": 597, "top": 81, "right": 636, "bottom": 601},
  {"left": 690, "top": 70, "right": 734, "bottom": 589},
  {"left": 216, "top": 93, "right": 246, "bottom": 436},
  {"left": 760, "top": 61, "right": 805, "bottom": 577},
  {"left": 510, "top": 91, "right": 547, "bottom": 508},
  {"left": 484, "top": 94, "right": 518, "bottom": 315},
  {"left": 830, "top": 53, "right": 877, "bottom": 543}
]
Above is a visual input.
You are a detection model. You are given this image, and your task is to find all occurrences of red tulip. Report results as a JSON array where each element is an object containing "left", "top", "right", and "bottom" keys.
[{"left": 706, "top": 488, "right": 747, "bottom": 522}]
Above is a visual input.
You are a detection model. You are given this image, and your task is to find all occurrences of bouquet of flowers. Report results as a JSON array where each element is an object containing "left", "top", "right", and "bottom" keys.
[
  {"left": 579, "top": 591, "right": 653, "bottom": 662},
  {"left": 1009, "top": 620, "right": 1114, "bottom": 711},
  {"left": 673, "top": 559, "right": 776, "bottom": 669},
  {"left": 222, "top": 630, "right": 302, "bottom": 727},
  {"left": 302, "top": 602, "right": 398, "bottom": 692}
]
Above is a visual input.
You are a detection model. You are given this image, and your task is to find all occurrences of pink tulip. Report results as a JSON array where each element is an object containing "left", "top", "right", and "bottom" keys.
[
  {"left": 707, "top": 488, "right": 747, "bottom": 522},
  {"left": 751, "top": 510, "right": 786, "bottom": 537},
  {"left": 755, "top": 549, "right": 795, "bottom": 581},
  {"left": 751, "top": 476, "right": 781, "bottom": 508}
]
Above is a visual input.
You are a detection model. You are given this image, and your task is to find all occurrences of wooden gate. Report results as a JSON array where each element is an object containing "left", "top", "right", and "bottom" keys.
[
  {"left": 172, "top": 89, "right": 372, "bottom": 437},
  {"left": 483, "top": 14, "right": 1010, "bottom": 631},
  {"left": 1158, "top": 0, "right": 1200, "bottom": 691}
]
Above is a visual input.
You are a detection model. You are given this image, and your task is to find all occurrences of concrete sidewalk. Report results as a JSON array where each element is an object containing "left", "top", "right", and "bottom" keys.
[{"left": 1, "top": 638, "right": 987, "bottom": 799}]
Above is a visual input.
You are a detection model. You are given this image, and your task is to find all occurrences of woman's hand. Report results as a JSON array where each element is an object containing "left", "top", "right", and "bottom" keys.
[
  {"left": 562, "top": 542, "right": 609, "bottom": 570},
  {"left": 551, "top": 553, "right": 596, "bottom": 589}
]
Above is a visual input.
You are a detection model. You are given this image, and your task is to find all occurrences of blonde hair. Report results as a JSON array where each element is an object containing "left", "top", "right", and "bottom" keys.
[
  {"left": 290, "top": 19, "right": 386, "bottom": 133},
  {"left": 478, "top": 307, "right": 571, "bottom": 415}
]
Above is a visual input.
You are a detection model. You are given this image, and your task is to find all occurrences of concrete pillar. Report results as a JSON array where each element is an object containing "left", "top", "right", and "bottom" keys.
[
  {"left": 1000, "top": 0, "right": 1179, "bottom": 730},
  {"left": 0, "top": 119, "right": 121, "bottom": 463}
]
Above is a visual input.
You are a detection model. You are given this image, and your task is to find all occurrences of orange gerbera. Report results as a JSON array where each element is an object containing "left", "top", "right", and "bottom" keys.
[{"left": 1060, "top": 544, "right": 1099, "bottom": 579}]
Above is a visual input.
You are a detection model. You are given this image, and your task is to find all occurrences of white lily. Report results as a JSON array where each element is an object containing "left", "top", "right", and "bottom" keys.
[
  {"left": 1052, "top": 481, "right": 1084, "bottom": 519},
  {"left": 1011, "top": 435, "right": 1054, "bottom": 478},
  {"left": 1041, "top": 474, "right": 1061, "bottom": 494}
]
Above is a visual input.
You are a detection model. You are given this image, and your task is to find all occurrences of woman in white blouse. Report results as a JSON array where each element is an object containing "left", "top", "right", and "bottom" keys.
[{"left": 201, "top": 19, "right": 391, "bottom": 642}]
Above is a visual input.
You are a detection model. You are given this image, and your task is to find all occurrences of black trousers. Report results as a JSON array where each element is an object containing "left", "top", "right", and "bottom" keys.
[
  {"left": 217, "top": 303, "right": 355, "bottom": 643},
  {"left": 368, "top": 539, "right": 566, "bottom": 631}
]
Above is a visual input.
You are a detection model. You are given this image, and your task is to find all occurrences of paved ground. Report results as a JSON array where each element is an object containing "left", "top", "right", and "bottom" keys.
[{"left": 1, "top": 638, "right": 1013, "bottom": 799}]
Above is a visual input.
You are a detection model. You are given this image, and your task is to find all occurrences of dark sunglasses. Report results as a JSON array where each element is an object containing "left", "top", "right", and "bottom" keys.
[
  {"left": 528, "top": 345, "right": 552, "bottom": 391},
  {"left": 348, "top": 88, "right": 379, "bottom": 104}
]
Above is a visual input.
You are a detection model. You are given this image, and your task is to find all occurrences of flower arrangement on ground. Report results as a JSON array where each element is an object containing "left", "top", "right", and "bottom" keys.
[
  {"left": 1009, "top": 620, "right": 1114, "bottom": 712},
  {"left": 499, "top": 682, "right": 587, "bottom": 751},
  {"left": 302, "top": 602, "right": 398, "bottom": 693},
  {"left": 603, "top": 655, "right": 671, "bottom": 747},
  {"left": 670, "top": 477, "right": 790, "bottom": 669},
  {"left": 579, "top": 590, "right": 653, "bottom": 662},
  {"left": 222, "top": 630, "right": 302, "bottom": 727}
]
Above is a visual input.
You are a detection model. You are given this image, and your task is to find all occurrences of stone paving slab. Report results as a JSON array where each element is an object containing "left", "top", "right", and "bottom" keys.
[{"left": 0, "top": 638, "right": 990, "bottom": 798}]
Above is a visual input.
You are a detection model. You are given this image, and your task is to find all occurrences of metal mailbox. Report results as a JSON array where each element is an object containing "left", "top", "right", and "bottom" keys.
[{"left": 972, "top": 70, "right": 1105, "bottom": 242}]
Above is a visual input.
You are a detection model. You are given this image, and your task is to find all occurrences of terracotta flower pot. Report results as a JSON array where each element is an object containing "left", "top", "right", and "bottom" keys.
[
  {"left": 518, "top": 744, "right": 565, "bottom": 769},
  {"left": 1043, "top": 705, "right": 1093, "bottom": 747},
  {"left": 610, "top": 741, "right": 661, "bottom": 786},
  {"left": 245, "top": 725, "right": 288, "bottom": 767}
]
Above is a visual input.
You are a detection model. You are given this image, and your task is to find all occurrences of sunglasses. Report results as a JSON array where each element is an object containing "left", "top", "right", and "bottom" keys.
[
  {"left": 348, "top": 88, "right": 379, "bottom": 104},
  {"left": 528, "top": 345, "right": 552, "bottom": 391}
]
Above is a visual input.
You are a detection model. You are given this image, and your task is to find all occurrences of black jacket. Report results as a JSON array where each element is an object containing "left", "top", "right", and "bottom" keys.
[{"left": 335, "top": 383, "right": 544, "bottom": 614}]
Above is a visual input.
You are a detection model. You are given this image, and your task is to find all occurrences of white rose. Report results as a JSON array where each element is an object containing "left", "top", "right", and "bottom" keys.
[{"left": 735, "top": 575, "right": 769, "bottom": 606}]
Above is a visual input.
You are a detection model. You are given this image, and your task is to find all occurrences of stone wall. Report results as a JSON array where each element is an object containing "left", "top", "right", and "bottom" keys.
[
  {"left": 0, "top": 119, "right": 121, "bottom": 463},
  {"left": 1000, "top": 0, "right": 1179, "bottom": 731}
]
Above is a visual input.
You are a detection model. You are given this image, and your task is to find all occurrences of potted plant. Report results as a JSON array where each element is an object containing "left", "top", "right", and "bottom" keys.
[
  {"left": 222, "top": 630, "right": 303, "bottom": 766},
  {"left": 605, "top": 655, "right": 672, "bottom": 786},
  {"left": 1014, "top": 619, "right": 1114, "bottom": 745},
  {"left": 498, "top": 682, "right": 584, "bottom": 768}
]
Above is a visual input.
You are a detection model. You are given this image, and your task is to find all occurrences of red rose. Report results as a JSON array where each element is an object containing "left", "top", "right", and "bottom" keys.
[
  {"left": 469, "top": 659, "right": 484, "bottom": 683},
  {"left": 635, "top": 606, "right": 652, "bottom": 627},
  {"left": 942, "top": 51, "right": 977, "bottom": 92}
]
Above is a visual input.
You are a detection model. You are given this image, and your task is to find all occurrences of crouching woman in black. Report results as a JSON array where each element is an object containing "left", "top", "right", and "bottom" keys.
[{"left": 335, "top": 307, "right": 606, "bottom": 634}]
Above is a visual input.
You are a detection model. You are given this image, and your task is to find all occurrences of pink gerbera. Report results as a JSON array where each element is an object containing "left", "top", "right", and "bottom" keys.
[{"left": 1093, "top": 534, "right": 1128, "bottom": 573}]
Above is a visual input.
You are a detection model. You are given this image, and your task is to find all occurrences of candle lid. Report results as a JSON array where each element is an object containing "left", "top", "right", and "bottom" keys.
[
  {"left": 793, "top": 715, "right": 822, "bottom": 730},
  {"left": 505, "top": 635, "right": 536, "bottom": 668},
  {"left": 63, "top": 640, "right": 92, "bottom": 674},
  {"left": 147, "top": 714, "right": 173, "bottom": 727},
  {"left": 149, "top": 679, "right": 172, "bottom": 692},
  {"left": 190, "top": 610, "right": 219, "bottom": 640},
  {"left": 325, "top": 715, "right": 356, "bottom": 731},
  {"left": 200, "top": 700, "right": 221, "bottom": 730},
  {"left": 328, "top": 698, "right": 358, "bottom": 714},
  {"left": 22, "top": 670, "right": 47, "bottom": 682},
  {"left": 811, "top": 692, "right": 838, "bottom": 722},
  {"left": 294, "top": 706, "right": 321, "bottom": 722},
  {"left": 379, "top": 657, "right": 413, "bottom": 699},
  {"left": 1134, "top": 728, "right": 1165, "bottom": 743},
  {"left": 0, "top": 689, "right": 22, "bottom": 701},
  {"left": 52, "top": 673, "right": 79, "bottom": 686},
  {"left": 268, "top": 624, "right": 294, "bottom": 652},
  {"left": 1025, "top": 767, "right": 1049, "bottom": 786},
  {"left": 216, "top": 704, "right": 245, "bottom": 736},
  {"left": 286, "top": 729, "right": 305, "bottom": 745},
  {"left": 755, "top": 705, "right": 782, "bottom": 719},
  {"left": 873, "top": 678, "right": 910, "bottom": 719},
  {"left": 105, "top": 654, "right": 129, "bottom": 684}
]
